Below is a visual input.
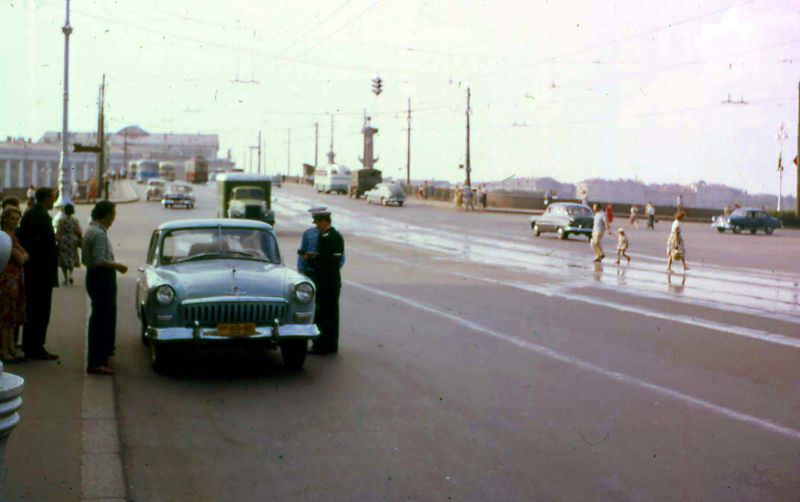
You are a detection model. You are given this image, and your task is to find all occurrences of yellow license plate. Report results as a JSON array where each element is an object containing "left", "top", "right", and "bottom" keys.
[{"left": 216, "top": 323, "right": 257, "bottom": 337}]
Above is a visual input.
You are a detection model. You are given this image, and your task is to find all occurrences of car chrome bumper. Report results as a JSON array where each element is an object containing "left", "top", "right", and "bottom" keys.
[
  {"left": 564, "top": 226, "right": 592, "bottom": 234},
  {"left": 147, "top": 323, "right": 319, "bottom": 343}
]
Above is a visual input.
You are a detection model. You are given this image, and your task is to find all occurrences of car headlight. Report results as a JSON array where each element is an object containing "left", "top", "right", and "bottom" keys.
[
  {"left": 155, "top": 285, "right": 175, "bottom": 305},
  {"left": 294, "top": 282, "right": 314, "bottom": 304}
]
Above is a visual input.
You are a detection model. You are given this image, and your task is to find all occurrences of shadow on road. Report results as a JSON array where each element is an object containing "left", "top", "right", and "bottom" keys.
[{"left": 147, "top": 348, "right": 321, "bottom": 382}]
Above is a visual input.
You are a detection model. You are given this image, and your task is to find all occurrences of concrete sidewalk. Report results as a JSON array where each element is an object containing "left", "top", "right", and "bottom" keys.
[
  {"left": 4, "top": 201, "right": 128, "bottom": 501},
  {"left": 4, "top": 272, "right": 87, "bottom": 501}
]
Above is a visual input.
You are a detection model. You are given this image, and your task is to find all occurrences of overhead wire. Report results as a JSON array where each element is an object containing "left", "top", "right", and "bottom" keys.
[{"left": 474, "top": 0, "right": 760, "bottom": 79}]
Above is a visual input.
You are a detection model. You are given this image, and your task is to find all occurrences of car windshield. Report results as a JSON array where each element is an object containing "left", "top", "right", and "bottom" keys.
[
  {"left": 170, "top": 184, "right": 192, "bottom": 193},
  {"left": 731, "top": 208, "right": 748, "bottom": 217},
  {"left": 564, "top": 205, "right": 592, "bottom": 216},
  {"left": 160, "top": 228, "right": 280, "bottom": 265},
  {"left": 385, "top": 184, "right": 404, "bottom": 196},
  {"left": 232, "top": 188, "right": 264, "bottom": 200}
]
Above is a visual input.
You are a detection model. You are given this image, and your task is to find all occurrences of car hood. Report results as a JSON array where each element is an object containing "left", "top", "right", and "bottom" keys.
[{"left": 157, "top": 260, "right": 297, "bottom": 300}]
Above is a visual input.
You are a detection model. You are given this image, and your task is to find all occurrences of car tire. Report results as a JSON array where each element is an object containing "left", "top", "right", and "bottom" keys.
[
  {"left": 557, "top": 227, "right": 568, "bottom": 240},
  {"left": 280, "top": 339, "right": 308, "bottom": 371},
  {"left": 717, "top": 228, "right": 725, "bottom": 233},
  {"left": 732, "top": 226, "right": 741, "bottom": 234},
  {"left": 533, "top": 224, "right": 541, "bottom": 237},
  {"left": 140, "top": 310, "right": 149, "bottom": 346},
  {"left": 750, "top": 229, "right": 757, "bottom": 234},
  {"left": 765, "top": 227, "right": 773, "bottom": 235},
  {"left": 398, "top": 201, "right": 404, "bottom": 207},
  {"left": 150, "top": 342, "right": 174, "bottom": 373}
]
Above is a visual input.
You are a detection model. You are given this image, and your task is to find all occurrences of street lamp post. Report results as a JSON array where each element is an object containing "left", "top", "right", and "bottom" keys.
[
  {"left": 55, "top": 0, "right": 73, "bottom": 207},
  {"left": 777, "top": 122, "right": 788, "bottom": 212}
]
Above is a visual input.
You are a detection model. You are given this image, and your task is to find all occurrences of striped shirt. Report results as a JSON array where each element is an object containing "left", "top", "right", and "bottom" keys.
[{"left": 82, "top": 221, "right": 114, "bottom": 268}]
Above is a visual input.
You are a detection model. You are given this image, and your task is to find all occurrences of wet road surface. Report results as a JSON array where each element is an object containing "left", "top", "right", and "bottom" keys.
[{"left": 109, "top": 182, "right": 799, "bottom": 501}]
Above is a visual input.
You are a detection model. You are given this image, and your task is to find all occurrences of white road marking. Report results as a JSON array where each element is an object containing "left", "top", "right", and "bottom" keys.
[
  {"left": 352, "top": 247, "right": 800, "bottom": 349},
  {"left": 453, "top": 271, "right": 800, "bottom": 349},
  {"left": 346, "top": 280, "right": 800, "bottom": 442}
]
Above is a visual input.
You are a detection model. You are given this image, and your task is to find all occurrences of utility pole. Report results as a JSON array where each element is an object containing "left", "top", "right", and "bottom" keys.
[
  {"left": 777, "top": 122, "right": 788, "bottom": 212},
  {"left": 327, "top": 115, "right": 335, "bottom": 164},
  {"left": 287, "top": 128, "right": 292, "bottom": 176},
  {"left": 257, "top": 130, "right": 262, "bottom": 174},
  {"left": 406, "top": 97, "right": 411, "bottom": 185},
  {"left": 95, "top": 75, "right": 106, "bottom": 200},
  {"left": 122, "top": 128, "right": 128, "bottom": 180},
  {"left": 796, "top": 80, "right": 800, "bottom": 217},
  {"left": 314, "top": 122, "right": 319, "bottom": 167},
  {"left": 55, "top": 0, "right": 73, "bottom": 207},
  {"left": 465, "top": 87, "right": 472, "bottom": 189}
]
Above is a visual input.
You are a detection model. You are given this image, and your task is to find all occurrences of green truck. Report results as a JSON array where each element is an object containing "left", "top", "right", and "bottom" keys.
[
  {"left": 216, "top": 173, "right": 275, "bottom": 226},
  {"left": 349, "top": 168, "right": 382, "bottom": 198}
]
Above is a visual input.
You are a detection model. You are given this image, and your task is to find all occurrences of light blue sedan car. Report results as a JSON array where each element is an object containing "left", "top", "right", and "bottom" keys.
[
  {"left": 136, "top": 219, "right": 319, "bottom": 372},
  {"left": 365, "top": 182, "right": 406, "bottom": 206}
]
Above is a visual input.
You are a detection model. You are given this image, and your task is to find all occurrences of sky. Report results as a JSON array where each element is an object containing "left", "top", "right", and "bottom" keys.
[{"left": 0, "top": 0, "right": 798, "bottom": 196}]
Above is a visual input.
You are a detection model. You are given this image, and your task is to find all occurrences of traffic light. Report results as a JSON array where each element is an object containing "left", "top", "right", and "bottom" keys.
[{"left": 371, "top": 76, "right": 383, "bottom": 96}]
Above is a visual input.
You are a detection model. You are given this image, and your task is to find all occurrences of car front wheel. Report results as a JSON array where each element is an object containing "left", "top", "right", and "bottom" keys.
[
  {"left": 557, "top": 227, "right": 568, "bottom": 240},
  {"left": 717, "top": 228, "right": 725, "bottom": 233},
  {"left": 281, "top": 339, "right": 308, "bottom": 371},
  {"left": 765, "top": 227, "right": 774, "bottom": 235}
]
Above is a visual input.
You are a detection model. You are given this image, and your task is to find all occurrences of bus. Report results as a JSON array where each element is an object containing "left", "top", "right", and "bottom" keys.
[
  {"left": 158, "top": 161, "right": 176, "bottom": 182},
  {"left": 314, "top": 164, "right": 351, "bottom": 194},
  {"left": 184, "top": 156, "right": 209, "bottom": 184},
  {"left": 135, "top": 160, "right": 159, "bottom": 184}
]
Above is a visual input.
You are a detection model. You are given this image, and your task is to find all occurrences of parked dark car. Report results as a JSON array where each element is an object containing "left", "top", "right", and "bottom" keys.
[
  {"left": 713, "top": 207, "right": 781, "bottom": 235},
  {"left": 530, "top": 203, "right": 594, "bottom": 240}
]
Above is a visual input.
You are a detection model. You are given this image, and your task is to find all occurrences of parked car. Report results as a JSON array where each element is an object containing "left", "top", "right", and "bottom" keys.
[
  {"left": 162, "top": 183, "right": 195, "bottom": 209},
  {"left": 713, "top": 207, "right": 781, "bottom": 234},
  {"left": 136, "top": 219, "right": 320, "bottom": 372},
  {"left": 145, "top": 178, "right": 167, "bottom": 201},
  {"left": 530, "top": 202, "right": 594, "bottom": 240},
  {"left": 365, "top": 182, "right": 406, "bottom": 206}
]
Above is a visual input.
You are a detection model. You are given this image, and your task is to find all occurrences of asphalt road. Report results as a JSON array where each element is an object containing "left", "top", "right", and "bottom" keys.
[{"left": 97, "top": 182, "right": 800, "bottom": 500}]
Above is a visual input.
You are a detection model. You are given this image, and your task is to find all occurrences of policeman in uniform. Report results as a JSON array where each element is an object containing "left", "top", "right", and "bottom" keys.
[{"left": 298, "top": 207, "right": 345, "bottom": 354}]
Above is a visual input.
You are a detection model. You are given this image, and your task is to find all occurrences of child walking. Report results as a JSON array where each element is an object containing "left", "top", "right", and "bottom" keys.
[{"left": 616, "top": 228, "right": 631, "bottom": 264}]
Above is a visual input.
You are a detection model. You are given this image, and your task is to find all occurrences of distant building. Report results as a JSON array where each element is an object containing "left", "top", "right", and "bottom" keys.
[{"left": 1, "top": 126, "right": 222, "bottom": 189}]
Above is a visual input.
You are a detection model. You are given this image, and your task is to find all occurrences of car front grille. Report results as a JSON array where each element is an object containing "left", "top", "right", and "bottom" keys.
[
  {"left": 181, "top": 302, "right": 287, "bottom": 326},
  {"left": 244, "top": 205, "right": 263, "bottom": 219}
]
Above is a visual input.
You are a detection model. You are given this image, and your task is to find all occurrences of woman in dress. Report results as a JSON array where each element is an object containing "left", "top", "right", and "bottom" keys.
[
  {"left": 56, "top": 203, "right": 82, "bottom": 285},
  {"left": 666, "top": 211, "right": 688, "bottom": 273},
  {"left": 0, "top": 206, "right": 28, "bottom": 362}
]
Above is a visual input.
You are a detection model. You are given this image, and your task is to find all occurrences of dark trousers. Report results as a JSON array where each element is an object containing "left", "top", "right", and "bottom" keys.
[
  {"left": 314, "top": 286, "right": 340, "bottom": 350},
  {"left": 86, "top": 267, "right": 117, "bottom": 367},
  {"left": 647, "top": 215, "right": 655, "bottom": 229},
  {"left": 22, "top": 273, "right": 54, "bottom": 355}
]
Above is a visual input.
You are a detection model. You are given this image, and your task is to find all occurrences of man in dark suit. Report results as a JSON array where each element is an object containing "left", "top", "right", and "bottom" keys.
[
  {"left": 18, "top": 187, "right": 59, "bottom": 360},
  {"left": 305, "top": 209, "right": 345, "bottom": 354}
]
